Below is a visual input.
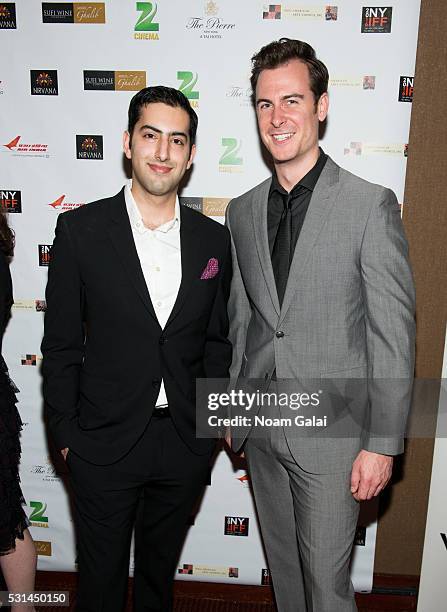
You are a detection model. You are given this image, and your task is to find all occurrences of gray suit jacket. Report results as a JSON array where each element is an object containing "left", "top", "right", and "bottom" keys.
[{"left": 226, "top": 156, "right": 415, "bottom": 473}]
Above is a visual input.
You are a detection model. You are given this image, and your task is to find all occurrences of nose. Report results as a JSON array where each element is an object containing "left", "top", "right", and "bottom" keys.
[
  {"left": 155, "top": 135, "right": 169, "bottom": 162},
  {"left": 271, "top": 104, "right": 286, "bottom": 128}
]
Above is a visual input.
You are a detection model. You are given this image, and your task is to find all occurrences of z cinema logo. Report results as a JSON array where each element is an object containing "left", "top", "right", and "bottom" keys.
[
  {"left": 134, "top": 2, "right": 159, "bottom": 40},
  {"left": 83, "top": 70, "right": 146, "bottom": 91},
  {"left": 177, "top": 71, "right": 199, "bottom": 108},
  {"left": 224, "top": 516, "right": 249, "bottom": 537},
  {"left": 39, "top": 244, "right": 52, "bottom": 267},
  {"left": 42, "top": 2, "right": 105, "bottom": 24},
  {"left": 219, "top": 137, "right": 243, "bottom": 173},
  {"left": 1, "top": 190, "right": 21, "bottom": 213},
  {"left": 30, "top": 70, "right": 58, "bottom": 95},
  {"left": 76, "top": 135, "right": 103, "bottom": 160},
  {"left": 0, "top": 3, "right": 16, "bottom": 28},
  {"left": 361, "top": 7, "right": 392, "bottom": 33},
  {"left": 399, "top": 76, "right": 414, "bottom": 102},
  {"left": 28, "top": 500, "right": 49, "bottom": 528}
]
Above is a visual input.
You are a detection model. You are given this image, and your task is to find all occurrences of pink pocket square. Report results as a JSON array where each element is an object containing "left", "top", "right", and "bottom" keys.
[{"left": 200, "top": 257, "right": 219, "bottom": 280}]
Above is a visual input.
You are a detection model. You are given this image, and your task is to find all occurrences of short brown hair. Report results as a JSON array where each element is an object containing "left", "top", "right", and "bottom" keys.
[{"left": 250, "top": 38, "right": 329, "bottom": 106}]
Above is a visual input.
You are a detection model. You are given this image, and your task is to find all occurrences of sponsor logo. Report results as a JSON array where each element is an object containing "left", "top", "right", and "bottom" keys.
[
  {"left": 228, "top": 567, "right": 239, "bottom": 578},
  {"left": 11, "top": 300, "right": 47, "bottom": 311},
  {"left": 263, "top": 4, "right": 281, "bottom": 19},
  {"left": 261, "top": 568, "right": 271, "bottom": 585},
  {"left": 30, "top": 458, "right": 59, "bottom": 482},
  {"left": 219, "top": 137, "right": 243, "bottom": 173},
  {"left": 30, "top": 70, "right": 58, "bottom": 95},
  {"left": 76, "top": 134, "right": 103, "bottom": 160},
  {"left": 265, "top": 4, "right": 338, "bottom": 21},
  {"left": 329, "top": 76, "right": 376, "bottom": 89},
  {"left": 186, "top": 1, "right": 236, "bottom": 39},
  {"left": 48, "top": 194, "right": 85, "bottom": 210},
  {"left": 178, "top": 563, "right": 193, "bottom": 575},
  {"left": 42, "top": 2, "right": 105, "bottom": 24},
  {"left": 2, "top": 135, "right": 49, "bottom": 157},
  {"left": 224, "top": 516, "right": 249, "bottom": 536},
  {"left": 179, "top": 197, "right": 229, "bottom": 217},
  {"left": 180, "top": 196, "right": 202, "bottom": 213},
  {"left": 0, "top": 79, "right": 4, "bottom": 95},
  {"left": 325, "top": 5, "right": 337, "bottom": 20},
  {"left": 177, "top": 71, "right": 199, "bottom": 108},
  {"left": 398, "top": 76, "right": 414, "bottom": 102},
  {"left": 354, "top": 525, "right": 366, "bottom": 546},
  {"left": 28, "top": 501, "right": 49, "bottom": 528},
  {"left": 34, "top": 540, "right": 52, "bottom": 556},
  {"left": 226, "top": 84, "right": 251, "bottom": 106},
  {"left": 236, "top": 473, "right": 250, "bottom": 487},
  {"left": 0, "top": 3, "right": 16, "bottom": 28},
  {"left": 38, "top": 244, "right": 52, "bottom": 267},
  {"left": 344, "top": 141, "right": 407, "bottom": 157},
  {"left": 0, "top": 190, "right": 21, "bottom": 213},
  {"left": 361, "top": 6, "right": 392, "bottom": 33},
  {"left": 177, "top": 564, "right": 239, "bottom": 578},
  {"left": 363, "top": 75, "right": 376, "bottom": 89},
  {"left": 404, "top": 143, "right": 408, "bottom": 158},
  {"left": 83, "top": 70, "right": 146, "bottom": 91},
  {"left": 21, "top": 354, "right": 39, "bottom": 366},
  {"left": 134, "top": 1, "right": 159, "bottom": 40}
]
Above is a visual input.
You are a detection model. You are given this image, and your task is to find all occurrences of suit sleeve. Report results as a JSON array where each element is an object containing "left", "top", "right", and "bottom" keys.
[
  {"left": 41, "top": 213, "right": 85, "bottom": 450},
  {"left": 360, "top": 188, "right": 416, "bottom": 455},
  {"left": 203, "top": 228, "right": 233, "bottom": 379},
  {"left": 225, "top": 202, "right": 252, "bottom": 381}
]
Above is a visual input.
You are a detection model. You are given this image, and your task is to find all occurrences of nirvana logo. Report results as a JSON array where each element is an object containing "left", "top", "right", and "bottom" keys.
[
  {"left": 76, "top": 135, "right": 103, "bottom": 160},
  {"left": 38, "top": 244, "right": 52, "bottom": 267},
  {"left": 398, "top": 76, "right": 414, "bottom": 102},
  {"left": 361, "top": 7, "right": 392, "bottom": 33},
  {"left": 134, "top": 2, "right": 159, "bottom": 40},
  {"left": 42, "top": 2, "right": 105, "bottom": 24},
  {"left": 1, "top": 190, "right": 21, "bottom": 213},
  {"left": 30, "top": 70, "right": 58, "bottom": 95},
  {"left": 177, "top": 71, "right": 199, "bottom": 108},
  {"left": 83, "top": 70, "right": 146, "bottom": 91},
  {"left": 0, "top": 3, "right": 16, "bottom": 28},
  {"left": 224, "top": 516, "right": 249, "bottom": 537}
]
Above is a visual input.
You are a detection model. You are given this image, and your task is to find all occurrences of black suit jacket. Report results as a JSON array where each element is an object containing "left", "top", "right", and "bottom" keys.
[{"left": 42, "top": 189, "right": 232, "bottom": 464}]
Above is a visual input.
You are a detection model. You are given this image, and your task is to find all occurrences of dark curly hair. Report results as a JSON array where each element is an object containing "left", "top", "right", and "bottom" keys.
[{"left": 0, "top": 210, "right": 14, "bottom": 257}]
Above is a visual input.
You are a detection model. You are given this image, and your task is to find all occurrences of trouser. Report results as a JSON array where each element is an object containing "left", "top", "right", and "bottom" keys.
[{"left": 67, "top": 415, "right": 212, "bottom": 612}]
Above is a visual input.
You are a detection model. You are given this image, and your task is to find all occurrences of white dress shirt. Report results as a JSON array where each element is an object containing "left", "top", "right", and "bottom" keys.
[{"left": 124, "top": 181, "right": 181, "bottom": 407}]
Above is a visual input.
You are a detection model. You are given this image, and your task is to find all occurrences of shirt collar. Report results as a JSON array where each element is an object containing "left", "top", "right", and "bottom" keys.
[
  {"left": 124, "top": 180, "right": 180, "bottom": 235},
  {"left": 270, "top": 147, "right": 328, "bottom": 198}
]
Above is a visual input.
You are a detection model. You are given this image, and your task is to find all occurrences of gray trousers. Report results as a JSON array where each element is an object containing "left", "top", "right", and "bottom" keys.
[{"left": 245, "top": 428, "right": 359, "bottom": 612}]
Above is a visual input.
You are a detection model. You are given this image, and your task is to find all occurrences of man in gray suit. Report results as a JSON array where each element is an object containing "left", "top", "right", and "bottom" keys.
[{"left": 226, "top": 39, "right": 415, "bottom": 612}]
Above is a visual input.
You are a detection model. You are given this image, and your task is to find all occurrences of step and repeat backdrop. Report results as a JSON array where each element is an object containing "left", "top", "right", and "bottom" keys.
[{"left": 1, "top": 0, "right": 420, "bottom": 590}]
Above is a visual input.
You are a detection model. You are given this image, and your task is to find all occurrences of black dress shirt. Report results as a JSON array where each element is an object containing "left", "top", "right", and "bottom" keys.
[{"left": 268, "top": 149, "right": 328, "bottom": 258}]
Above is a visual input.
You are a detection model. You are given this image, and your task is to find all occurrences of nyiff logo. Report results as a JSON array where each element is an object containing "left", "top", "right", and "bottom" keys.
[
  {"left": 219, "top": 137, "right": 243, "bottom": 173},
  {"left": 134, "top": 2, "right": 159, "bottom": 40},
  {"left": 3, "top": 135, "right": 49, "bottom": 156},
  {"left": 263, "top": 4, "right": 281, "bottom": 20},
  {"left": 361, "top": 6, "right": 392, "bottom": 33},
  {"left": 39, "top": 244, "right": 52, "bottom": 266},
  {"left": 42, "top": 2, "right": 105, "bottom": 24},
  {"left": 30, "top": 70, "right": 58, "bottom": 95},
  {"left": 224, "top": 516, "right": 249, "bottom": 536},
  {"left": 399, "top": 76, "right": 414, "bottom": 102},
  {"left": 261, "top": 568, "right": 271, "bottom": 585},
  {"left": 178, "top": 563, "right": 193, "bottom": 575},
  {"left": 34, "top": 541, "right": 52, "bottom": 556},
  {"left": 0, "top": 190, "right": 21, "bottom": 213},
  {"left": 48, "top": 194, "right": 85, "bottom": 210},
  {"left": 0, "top": 3, "right": 16, "bottom": 28},
  {"left": 354, "top": 525, "right": 366, "bottom": 546},
  {"left": 29, "top": 501, "right": 49, "bottom": 528},
  {"left": 177, "top": 71, "right": 199, "bottom": 108},
  {"left": 76, "top": 135, "right": 103, "bottom": 159},
  {"left": 83, "top": 70, "right": 146, "bottom": 91},
  {"left": 21, "top": 354, "right": 38, "bottom": 366}
]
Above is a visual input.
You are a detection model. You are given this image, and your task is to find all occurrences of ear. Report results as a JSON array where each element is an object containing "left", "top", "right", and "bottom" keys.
[
  {"left": 123, "top": 131, "right": 132, "bottom": 160},
  {"left": 186, "top": 143, "right": 196, "bottom": 170},
  {"left": 317, "top": 92, "right": 329, "bottom": 122}
]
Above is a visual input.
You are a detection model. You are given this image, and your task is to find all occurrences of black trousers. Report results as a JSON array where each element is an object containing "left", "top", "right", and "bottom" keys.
[{"left": 67, "top": 416, "right": 212, "bottom": 612}]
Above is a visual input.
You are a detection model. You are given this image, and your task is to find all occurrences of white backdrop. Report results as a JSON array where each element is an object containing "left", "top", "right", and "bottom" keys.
[{"left": 1, "top": 0, "right": 420, "bottom": 590}]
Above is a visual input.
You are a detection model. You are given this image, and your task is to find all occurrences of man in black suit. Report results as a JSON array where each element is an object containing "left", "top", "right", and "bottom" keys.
[{"left": 42, "top": 86, "right": 232, "bottom": 612}]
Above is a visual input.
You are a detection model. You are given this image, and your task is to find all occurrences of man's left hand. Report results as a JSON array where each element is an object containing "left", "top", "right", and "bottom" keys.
[{"left": 350, "top": 450, "right": 393, "bottom": 501}]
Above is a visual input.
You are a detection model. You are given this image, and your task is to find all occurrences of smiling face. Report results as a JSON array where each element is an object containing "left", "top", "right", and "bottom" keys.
[
  {"left": 123, "top": 102, "right": 195, "bottom": 201},
  {"left": 255, "top": 59, "right": 328, "bottom": 171}
]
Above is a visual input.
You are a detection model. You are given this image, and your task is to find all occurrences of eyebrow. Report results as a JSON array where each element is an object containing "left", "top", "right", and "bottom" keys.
[
  {"left": 139, "top": 124, "right": 188, "bottom": 140},
  {"left": 256, "top": 93, "right": 305, "bottom": 106}
]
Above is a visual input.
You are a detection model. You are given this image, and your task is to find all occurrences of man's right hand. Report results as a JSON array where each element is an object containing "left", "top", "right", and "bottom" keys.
[{"left": 61, "top": 447, "right": 69, "bottom": 461}]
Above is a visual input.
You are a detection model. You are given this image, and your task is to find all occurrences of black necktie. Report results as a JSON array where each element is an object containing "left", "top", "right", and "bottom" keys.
[{"left": 271, "top": 193, "right": 293, "bottom": 307}]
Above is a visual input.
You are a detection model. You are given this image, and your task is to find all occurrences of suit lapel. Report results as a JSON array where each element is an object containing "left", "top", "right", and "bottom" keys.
[
  {"left": 251, "top": 178, "right": 280, "bottom": 316},
  {"left": 165, "top": 204, "right": 200, "bottom": 328},
  {"left": 279, "top": 157, "right": 342, "bottom": 325},
  {"left": 106, "top": 188, "right": 159, "bottom": 323}
]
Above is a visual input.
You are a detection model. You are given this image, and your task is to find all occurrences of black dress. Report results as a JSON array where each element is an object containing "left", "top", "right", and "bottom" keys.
[{"left": 0, "top": 251, "right": 29, "bottom": 554}]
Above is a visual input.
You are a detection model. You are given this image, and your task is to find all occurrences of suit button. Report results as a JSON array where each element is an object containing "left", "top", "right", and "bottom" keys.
[
  {"left": 152, "top": 379, "right": 161, "bottom": 388},
  {"left": 275, "top": 331, "right": 284, "bottom": 338},
  {"left": 159, "top": 336, "right": 166, "bottom": 345}
]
